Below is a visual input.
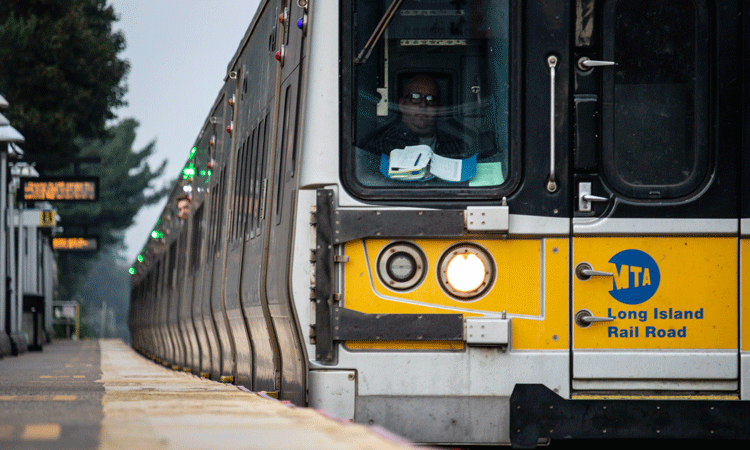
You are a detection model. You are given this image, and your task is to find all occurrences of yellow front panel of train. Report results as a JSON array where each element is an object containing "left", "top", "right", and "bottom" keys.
[
  {"left": 573, "top": 237, "right": 737, "bottom": 350},
  {"left": 343, "top": 238, "right": 569, "bottom": 350}
]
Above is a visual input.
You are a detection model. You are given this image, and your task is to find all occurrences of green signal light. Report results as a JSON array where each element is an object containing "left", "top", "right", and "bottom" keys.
[
  {"left": 189, "top": 146, "right": 197, "bottom": 160},
  {"left": 137, "top": 254, "right": 144, "bottom": 263},
  {"left": 151, "top": 230, "right": 164, "bottom": 239},
  {"left": 182, "top": 162, "right": 196, "bottom": 179},
  {"left": 129, "top": 267, "right": 136, "bottom": 275}
]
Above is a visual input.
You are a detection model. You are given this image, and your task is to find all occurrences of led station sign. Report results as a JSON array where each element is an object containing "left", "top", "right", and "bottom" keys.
[
  {"left": 20, "top": 177, "right": 99, "bottom": 202},
  {"left": 52, "top": 236, "right": 99, "bottom": 252}
]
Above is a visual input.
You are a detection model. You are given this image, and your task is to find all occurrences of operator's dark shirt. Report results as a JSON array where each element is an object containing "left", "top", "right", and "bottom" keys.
[{"left": 362, "top": 122, "right": 469, "bottom": 159}]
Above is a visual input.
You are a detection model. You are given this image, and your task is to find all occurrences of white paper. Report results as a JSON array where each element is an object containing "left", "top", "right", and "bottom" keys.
[
  {"left": 388, "top": 145, "right": 431, "bottom": 172},
  {"left": 429, "top": 153, "right": 464, "bottom": 182}
]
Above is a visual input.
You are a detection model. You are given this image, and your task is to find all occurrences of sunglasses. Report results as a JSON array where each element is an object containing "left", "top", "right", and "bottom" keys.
[{"left": 404, "top": 92, "right": 439, "bottom": 105}]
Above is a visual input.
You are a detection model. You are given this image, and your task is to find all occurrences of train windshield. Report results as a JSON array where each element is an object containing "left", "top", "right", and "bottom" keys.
[{"left": 347, "top": 0, "right": 510, "bottom": 195}]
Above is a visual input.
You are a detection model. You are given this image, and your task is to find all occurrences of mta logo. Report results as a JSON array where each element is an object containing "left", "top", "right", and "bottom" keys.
[{"left": 608, "top": 249, "right": 660, "bottom": 305}]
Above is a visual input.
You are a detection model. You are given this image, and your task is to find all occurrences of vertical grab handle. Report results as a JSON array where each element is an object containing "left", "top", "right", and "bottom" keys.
[{"left": 546, "top": 55, "right": 558, "bottom": 193}]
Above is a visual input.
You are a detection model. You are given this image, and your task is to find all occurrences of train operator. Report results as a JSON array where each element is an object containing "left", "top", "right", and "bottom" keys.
[{"left": 363, "top": 73, "right": 469, "bottom": 159}]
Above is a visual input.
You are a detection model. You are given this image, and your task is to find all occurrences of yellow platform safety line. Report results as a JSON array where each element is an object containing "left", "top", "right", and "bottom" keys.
[
  {"left": 20, "top": 424, "right": 61, "bottom": 441},
  {"left": 572, "top": 394, "right": 739, "bottom": 401},
  {"left": 38, "top": 375, "right": 86, "bottom": 379},
  {"left": 0, "top": 395, "right": 77, "bottom": 401}
]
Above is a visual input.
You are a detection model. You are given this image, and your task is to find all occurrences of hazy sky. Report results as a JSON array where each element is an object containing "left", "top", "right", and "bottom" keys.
[{"left": 108, "top": 0, "right": 261, "bottom": 262}]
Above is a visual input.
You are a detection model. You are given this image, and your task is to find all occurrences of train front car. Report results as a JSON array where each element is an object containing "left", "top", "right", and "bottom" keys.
[{"left": 294, "top": 0, "right": 748, "bottom": 446}]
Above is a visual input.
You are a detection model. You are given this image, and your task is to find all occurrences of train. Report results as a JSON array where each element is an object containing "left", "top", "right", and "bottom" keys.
[{"left": 129, "top": 0, "right": 750, "bottom": 446}]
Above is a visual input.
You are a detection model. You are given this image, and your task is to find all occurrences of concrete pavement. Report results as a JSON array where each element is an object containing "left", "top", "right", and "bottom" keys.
[{"left": 0, "top": 339, "right": 421, "bottom": 450}]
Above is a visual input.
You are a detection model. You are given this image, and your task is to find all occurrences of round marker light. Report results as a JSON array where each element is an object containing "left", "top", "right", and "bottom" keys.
[
  {"left": 387, "top": 252, "right": 417, "bottom": 282},
  {"left": 438, "top": 244, "right": 494, "bottom": 300},
  {"left": 377, "top": 242, "right": 427, "bottom": 291}
]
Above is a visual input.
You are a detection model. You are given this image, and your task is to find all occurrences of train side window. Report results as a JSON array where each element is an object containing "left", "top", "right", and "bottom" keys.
[
  {"left": 275, "top": 86, "right": 292, "bottom": 224},
  {"left": 250, "top": 118, "right": 263, "bottom": 236},
  {"left": 190, "top": 204, "right": 204, "bottom": 273},
  {"left": 255, "top": 115, "right": 269, "bottom": 234},
  {"left": 153, "top": 260, "right": 162, "bottom": 299},
  {"left": 601, "top": 0, "right": 709, "bottom": 199},
  {"left": 239, "top": 131, "right": 254, "bottom": 240},
  {"left": 207, "top": 170, "right": 226, "bottom": 256},
  {"left": 167, "top": 241, "right": 177, "bottom": 289},
  {"left": 215, "top": 170, "right": 227, "bottom": 254},
  {"left": 243, "top": 128, "right": 254, "bottom": 239},
  {"left": 345, "top": 0, "right": 511, "bottom": 197},
  {"left": 232, "top": 138, "right": 247, "bottom": 241},
  {"left": 241, "top": 134, "right": 252, "bottom": 239},
  {"left": 177, "top": 229, "right": 187, "bottom": 281}
]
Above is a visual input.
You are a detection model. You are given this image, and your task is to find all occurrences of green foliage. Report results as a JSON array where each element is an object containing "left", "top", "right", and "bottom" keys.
[
  {"left": 0, "top": 0, "right": 129, "bottom": 171},
  {"left": 61, "top": 119, "right": 168, "bottom": 240},
  {"left": 54, "top": 119, "right": 169, "bottom": 300}
]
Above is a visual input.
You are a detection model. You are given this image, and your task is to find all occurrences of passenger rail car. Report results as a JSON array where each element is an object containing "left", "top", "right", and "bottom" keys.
[{"left": 130, "top": 0, "right": 750, "bottom": 446}]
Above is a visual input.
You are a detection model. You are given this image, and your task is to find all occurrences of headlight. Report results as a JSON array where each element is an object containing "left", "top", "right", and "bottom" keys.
[
  {"left": 438, "top": 243, "right": 494, "bottom": 300},
  {"left": 377, "top": 242, "right": 427, "bottom": 291}
]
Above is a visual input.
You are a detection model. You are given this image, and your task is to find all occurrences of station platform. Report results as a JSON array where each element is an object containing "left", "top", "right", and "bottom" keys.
[{"left": 0, "top": 339, "right": 422, "bottom": 450}]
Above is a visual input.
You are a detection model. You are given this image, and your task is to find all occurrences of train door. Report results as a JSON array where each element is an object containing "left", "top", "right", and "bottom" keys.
[
  {"left": 570, "top": 1, "right": 741, "bottom": 391},
  {"left": 200, "top": 115, "right": 229, "bottom": 380},
  {"left": 189, "top": 202, "right": 209, "bottom": 376},
  {"left": 263, "top": 0, "right": 308, "bottom": 405},
  {"left": 175, "top": 226, "right": 192, "bottom": 370}
]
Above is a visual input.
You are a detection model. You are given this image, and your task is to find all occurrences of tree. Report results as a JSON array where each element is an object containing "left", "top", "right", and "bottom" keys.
[
  {"left": 54, "top": 119, "right": 169, "bottom": 300},
  {"left": 75, "top": 246, "right": 131, "bottom": 341},
  {"left": 0, "top": 0, "right": 129, "bottom": 171}
]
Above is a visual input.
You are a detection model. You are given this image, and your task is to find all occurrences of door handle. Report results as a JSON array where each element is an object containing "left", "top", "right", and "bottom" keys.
[
  {"left": 575, "top": 262, "right": 613, "bottom": 280},
  {"left": 578, "top": 182, "right": 610, "bottom": 212},
  {"left": 581, "top": 194, "right": 609, "bottom": 202},
  {"left": 577, "top": 57, "right": 616, "bottom": 70},
  {"left": 575, "top": 309, "right": 614, "bottom": 328}
]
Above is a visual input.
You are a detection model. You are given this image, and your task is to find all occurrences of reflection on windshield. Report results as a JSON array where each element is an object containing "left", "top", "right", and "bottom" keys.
[{"left": 351, "top": 0, "right": 509, "bottom": 189}]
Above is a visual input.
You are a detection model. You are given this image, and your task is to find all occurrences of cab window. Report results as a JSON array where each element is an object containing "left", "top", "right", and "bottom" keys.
[{"left": 345, "top": 0, "right": 511, "bottom": 197}]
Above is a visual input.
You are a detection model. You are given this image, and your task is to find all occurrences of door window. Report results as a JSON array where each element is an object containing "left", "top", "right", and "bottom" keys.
[{"left": 601, "top": 0, "right": 709, "bottom": 199}]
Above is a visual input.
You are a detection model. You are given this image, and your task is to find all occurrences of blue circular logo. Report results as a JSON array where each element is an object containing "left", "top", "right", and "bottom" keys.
[{"left": 608, "top": 249, "right": 660, "bottom": 305}]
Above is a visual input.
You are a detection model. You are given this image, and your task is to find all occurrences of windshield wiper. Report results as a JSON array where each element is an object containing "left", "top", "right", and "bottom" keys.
[{"left": 354, "top": 0, "right": 404, "bottom": 65}]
